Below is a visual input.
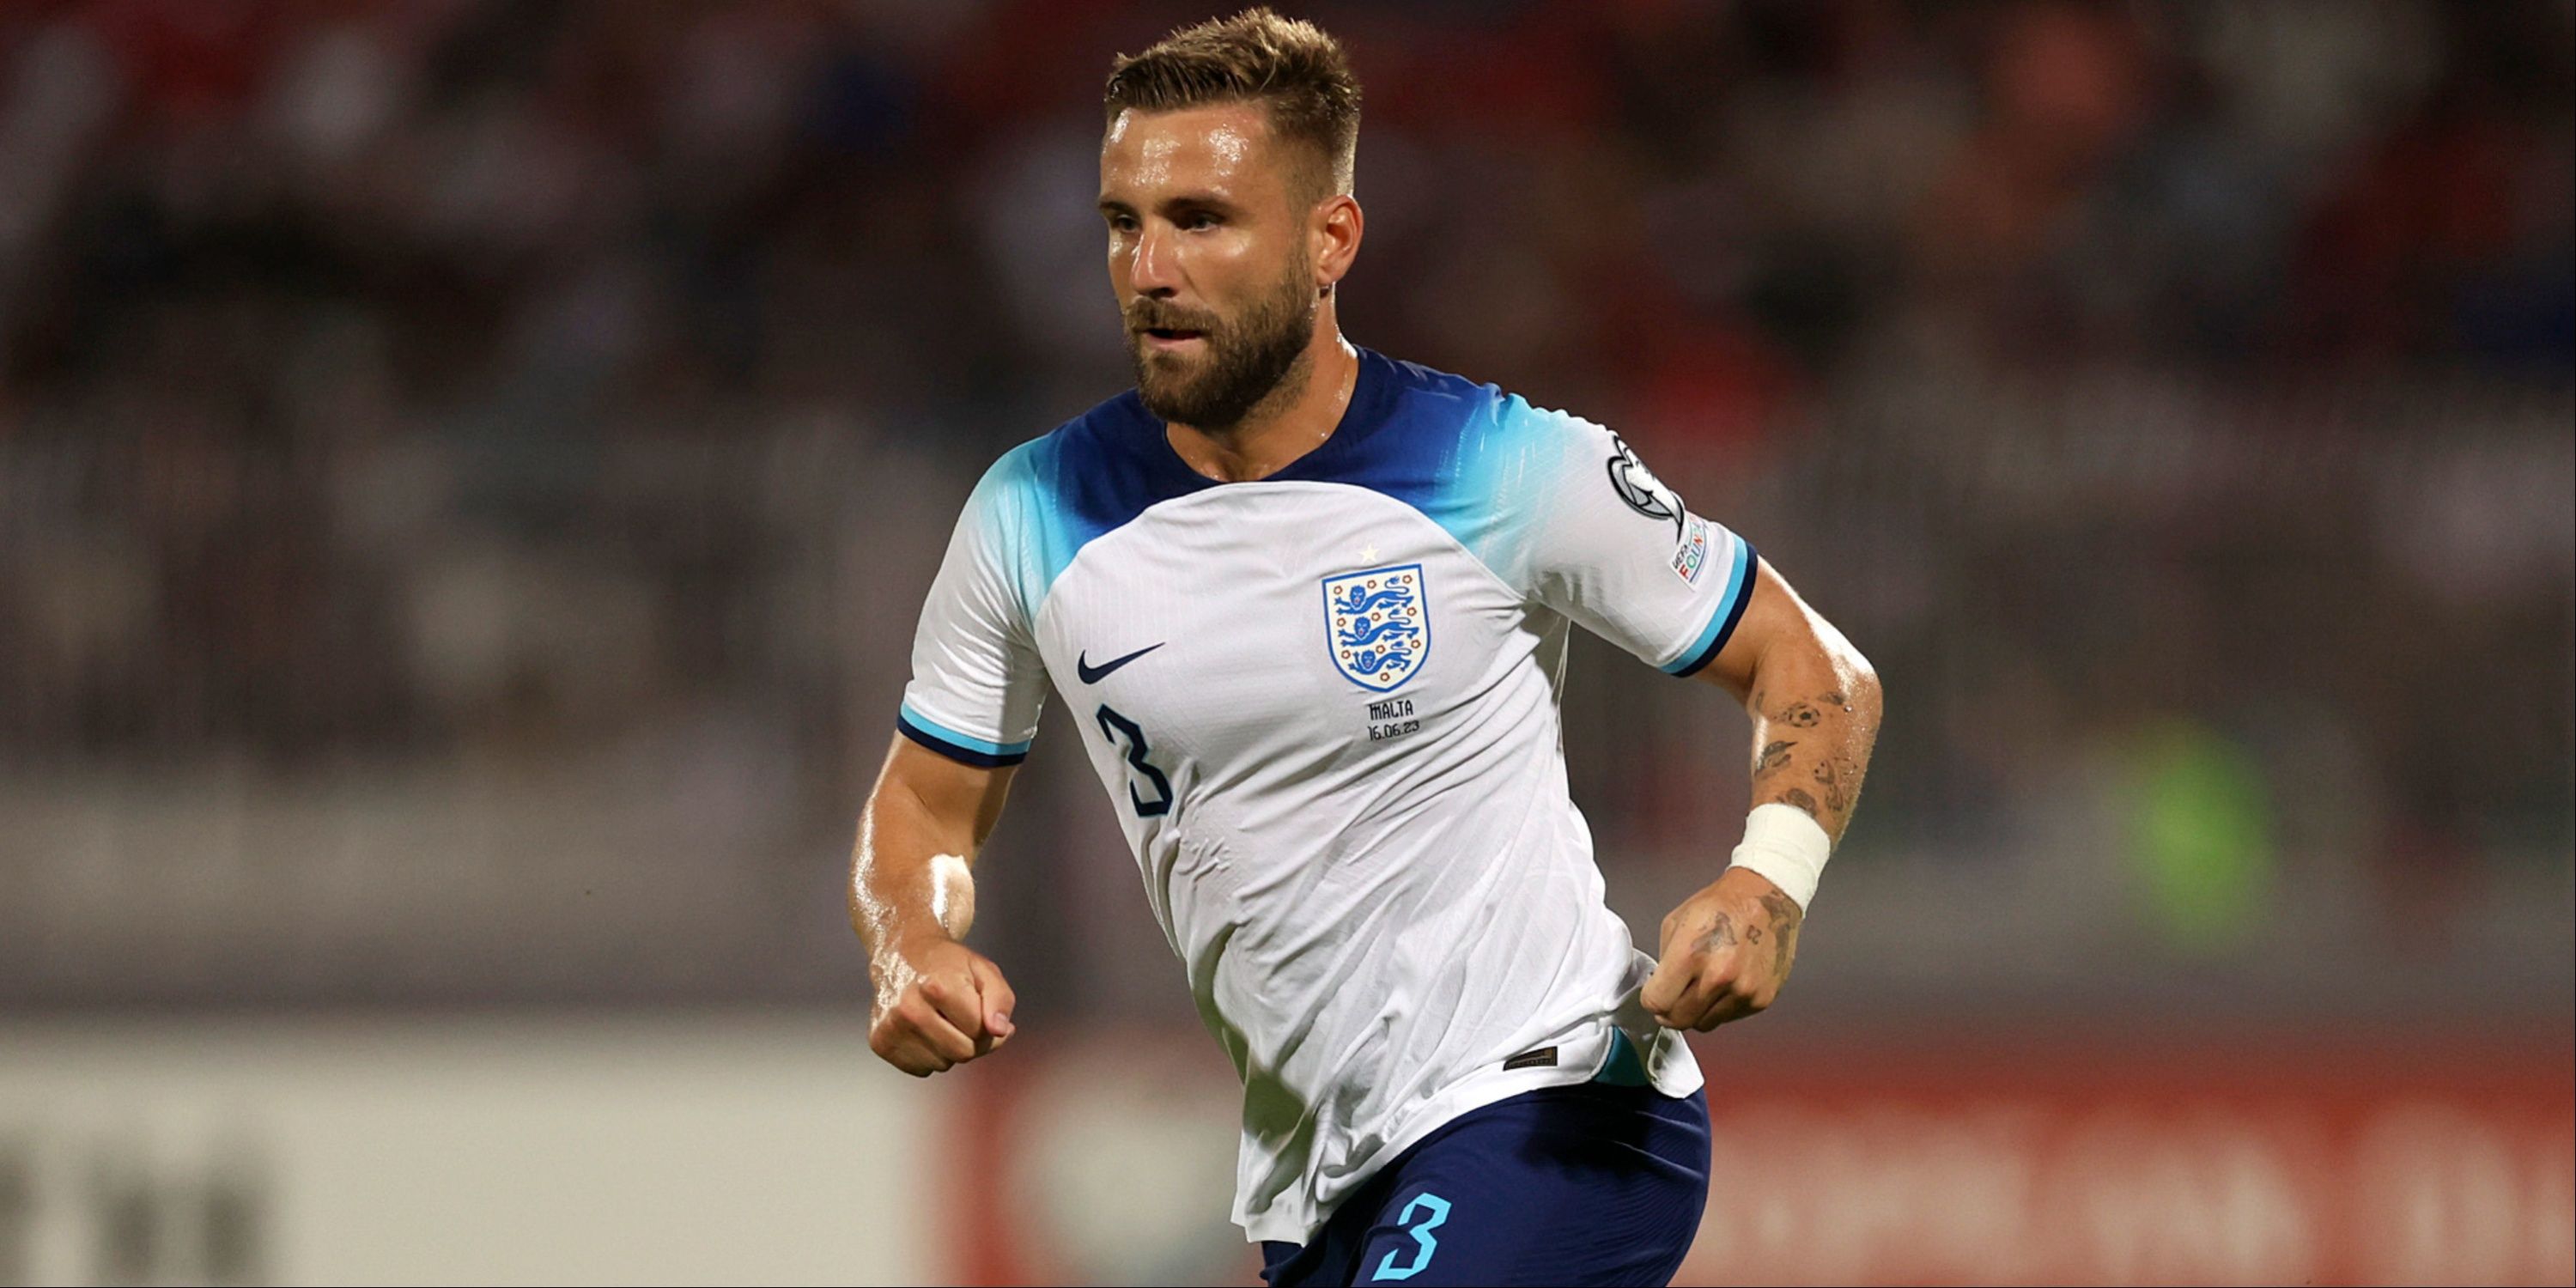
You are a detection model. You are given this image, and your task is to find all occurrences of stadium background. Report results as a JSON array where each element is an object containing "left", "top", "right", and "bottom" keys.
[{"left": 0, "top": 1, "right": 2567, "bottom": 1283}]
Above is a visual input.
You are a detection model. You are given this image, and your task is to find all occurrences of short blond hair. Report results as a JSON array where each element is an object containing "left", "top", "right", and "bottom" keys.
[{"left": 1103, "top": 8, "right": 1361, "bottom": 200}]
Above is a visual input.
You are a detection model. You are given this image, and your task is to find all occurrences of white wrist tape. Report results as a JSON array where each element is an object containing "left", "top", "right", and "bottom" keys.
[{"left": 1726, "top": 803, "right": 1834, "bottom": 913}]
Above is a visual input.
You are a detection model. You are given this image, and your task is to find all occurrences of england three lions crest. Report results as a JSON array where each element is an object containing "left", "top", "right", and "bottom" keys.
[{"left": 1323, "top": 564, "right": 1430, "bottom": 692}]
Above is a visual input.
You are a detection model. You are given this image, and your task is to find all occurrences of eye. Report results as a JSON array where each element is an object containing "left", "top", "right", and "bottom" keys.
[
  {"left": 1182, "top": 211, "right": 1221, "bottom": 231},
  {"left": 1104, "top": 212, "right": 1138, "bottom": 234}
]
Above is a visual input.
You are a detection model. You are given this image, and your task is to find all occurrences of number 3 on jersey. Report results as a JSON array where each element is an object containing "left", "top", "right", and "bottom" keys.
[{"left": 1094, "top": 704, "right": 1173, "bottom": 817}]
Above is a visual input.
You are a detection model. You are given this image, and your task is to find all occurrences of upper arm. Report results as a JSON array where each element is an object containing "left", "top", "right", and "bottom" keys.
[
  {"left": 1487, "top": 398, "right": 1867, "bottom": 708},
  {"left": 1693, "top": 556, "right": 1874, "bottom": 705},
  {"left": 878, "top": 448, "right": 1057, "bottom": 858},
  {"left": 1510, "top": 403, "right": 1760, "bottom": 677},
  {"left": 898, "top": 450, "right": 1052, "bottom": 769},
  {"left": 874, "top": 733, "right": 1017, "bottom": 851}
]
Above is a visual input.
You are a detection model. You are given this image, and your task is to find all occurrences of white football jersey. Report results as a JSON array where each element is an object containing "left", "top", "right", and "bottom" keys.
[{"left": 898, "top": 349, "right": 1757, "bottom": 1242}]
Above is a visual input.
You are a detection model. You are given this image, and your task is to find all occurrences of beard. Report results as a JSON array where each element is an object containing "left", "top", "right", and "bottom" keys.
[{"left": 1125, "top": 256, "right": 1317, "bottom": 429}]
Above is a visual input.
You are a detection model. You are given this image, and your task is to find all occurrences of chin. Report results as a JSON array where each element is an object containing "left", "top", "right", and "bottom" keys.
[{"left": 1136, "top": 364, "right": 1207, "bottom": 404}]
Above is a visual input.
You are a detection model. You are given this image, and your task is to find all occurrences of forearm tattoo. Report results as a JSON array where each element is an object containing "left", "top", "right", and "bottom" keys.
[{"left": 1748, "top": 686, "right": 1874, "bottom": 839}]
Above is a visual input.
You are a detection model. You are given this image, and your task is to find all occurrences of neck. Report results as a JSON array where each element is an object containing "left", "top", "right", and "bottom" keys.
[{"left": 1166, "top": 324, "right": 1359, "bottom": 483}]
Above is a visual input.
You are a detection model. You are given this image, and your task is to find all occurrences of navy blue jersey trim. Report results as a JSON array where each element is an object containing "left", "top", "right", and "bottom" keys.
[
  {"left": 896, "top": 712, "right": 1030, "bottom": 768},
  {"left": 1123, "top": 348, "right": 1443, "bottom": 507},
  {"left": 1030, "top": 349, "right": 1488, "bottom": 574},
  {"left": 1671, "top": 543, "right": 1759, "bottom": 679}
]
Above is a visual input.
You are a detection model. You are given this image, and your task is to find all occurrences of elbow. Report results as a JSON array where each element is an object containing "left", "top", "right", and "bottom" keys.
[
  {"left": 1811, "top": 617, "right": 1880, "bottom": 726},
  {"left": 1849, "top": 651, "right": 1883, "bottom": 728},
  {"left": 1843, "top": 640, "right": 1880, "bottom": 696},
  {"left": 1844, "top": 644, "right": 1883, "bottom": 732}
]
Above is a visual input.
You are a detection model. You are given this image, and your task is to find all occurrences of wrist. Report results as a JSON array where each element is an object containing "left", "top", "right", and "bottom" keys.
[
  {"left": 869, "top": 921, "right": 957, "bottom": 973},
  {"left": 1726, "top": 802, "right": 1832, "bottom": 913}
]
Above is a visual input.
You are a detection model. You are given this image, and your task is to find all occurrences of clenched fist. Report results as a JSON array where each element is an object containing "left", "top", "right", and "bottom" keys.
[
  {"left": 868, "top": 936, "right": 1017, "bottom": 1077},
  {"left": 1642, "top": 866, "right": 1803, "bottom": 1030}
]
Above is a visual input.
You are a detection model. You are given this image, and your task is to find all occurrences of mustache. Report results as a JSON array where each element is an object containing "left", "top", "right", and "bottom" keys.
[{"left": 1126, "top": 301, "right": 1222, "bottom": 334}]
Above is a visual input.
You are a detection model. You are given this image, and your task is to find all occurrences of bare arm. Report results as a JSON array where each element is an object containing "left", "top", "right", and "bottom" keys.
[
  {"left": 852, "top": 736, "right": 1022, "bottom": 1075},
  {"left": 1643, "top": 558, "right": 1882, "bottom": 1030},
  {"left": 1701, "top": 559, "right": 1882, "bottom": 844}
]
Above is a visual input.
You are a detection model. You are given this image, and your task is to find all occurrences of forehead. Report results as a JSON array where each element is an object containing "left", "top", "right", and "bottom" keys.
[{"left": 1099, "top": 102, "right": 1289, "bottom": 201}]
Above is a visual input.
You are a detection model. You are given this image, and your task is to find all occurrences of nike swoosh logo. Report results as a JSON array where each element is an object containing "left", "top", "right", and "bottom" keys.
[{"left": 1077, "top": 642, "right": 1164, "bottom": 684}]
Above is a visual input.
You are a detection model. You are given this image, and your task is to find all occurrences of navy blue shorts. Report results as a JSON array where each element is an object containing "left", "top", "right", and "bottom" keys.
[{"left": 1259, "top": 1076, "right": 1710, "bottom": 1286}]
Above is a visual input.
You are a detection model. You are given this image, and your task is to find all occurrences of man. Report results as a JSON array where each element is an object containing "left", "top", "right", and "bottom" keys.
[{"left": 852, "top": 9, "right": 1881, "bottom": 1285}]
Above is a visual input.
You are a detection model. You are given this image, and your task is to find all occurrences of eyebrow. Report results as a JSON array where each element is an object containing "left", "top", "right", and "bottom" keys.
[{"left": 1097, "top": 191, "right": 1241, "bottom": 217}]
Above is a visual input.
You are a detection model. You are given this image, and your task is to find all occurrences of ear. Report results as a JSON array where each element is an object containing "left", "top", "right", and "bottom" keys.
[{"left": 1312, "top": 193, "right": 1364, "bottom": 296}]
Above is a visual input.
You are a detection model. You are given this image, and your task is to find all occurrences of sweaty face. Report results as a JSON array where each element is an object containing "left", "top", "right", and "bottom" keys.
[
  {"left": 1100, "top": 104, "right": 1321, "bottom": 428},
  {"left": 1125, "top": 245, "right": 1315, "bottom": 428}
]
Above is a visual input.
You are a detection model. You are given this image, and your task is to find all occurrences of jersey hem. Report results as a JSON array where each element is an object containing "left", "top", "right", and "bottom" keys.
[
  {"left": 1235, "top": 1058, "right": 1603, "bottom": 1245},
  {"left": 1235, "top": 1012, "right": 1696, "bottom": 1245}
]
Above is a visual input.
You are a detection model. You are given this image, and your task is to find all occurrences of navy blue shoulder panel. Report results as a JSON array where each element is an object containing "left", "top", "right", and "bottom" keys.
[
  {"left": 981, "top": 389, "right": 1218, "bottom": 615},
  {"left": 1018, "top": 349, "right": 1500, "bottom": 536},
  {"left": 1022, "top": 387, "right": 1219, "bottom": 548},
  {"left": 999, "top": 351, "right": 1526, "bottom": 607},
  {"left": 1270, "top": 349, "right": 1496, "bottom": 510},
  {"left": 1276, "top": 349, "right": 1552, "bottom": 580}
]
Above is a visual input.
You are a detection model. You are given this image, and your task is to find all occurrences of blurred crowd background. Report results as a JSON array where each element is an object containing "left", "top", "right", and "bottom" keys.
[{"left": 0, "top": 0, "right": 2567, "bottom": 1035}]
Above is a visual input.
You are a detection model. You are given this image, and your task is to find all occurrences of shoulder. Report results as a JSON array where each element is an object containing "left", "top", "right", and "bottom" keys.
[
  {"left": 969, "top": 388, "right": 1211, "bottom": 543},
  {"left": 1347, "top": 351, "right": 1608, "bottom": 511},
  {"left": 1376, "top": 350, "right": 1501, "bottom": 413},
  {"left": 969, "top": 392, "right": 1133, "bottom": 507},
  {"left": 1324, "top": 352, "right": 1618, "bottom": 580},
  {"left": 1370, "top": 350, "right": 1610, "bottom": 465},
  {"left": 956, "top": 389, "right": 1214, "bottom": 617}
]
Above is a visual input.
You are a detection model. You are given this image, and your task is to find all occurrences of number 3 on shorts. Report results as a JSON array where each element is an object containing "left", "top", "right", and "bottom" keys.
[{"left": 1370, "top": 1192, "right": 1450, "bottom": 1282}]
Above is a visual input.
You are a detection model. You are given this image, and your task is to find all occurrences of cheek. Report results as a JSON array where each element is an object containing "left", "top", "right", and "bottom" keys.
[
  {"left": 1204, "top": 234, "right": 1261, "bottom": 276},
  {"left": 1189, "top": 239, "right": 1272, "bottom": 305}
]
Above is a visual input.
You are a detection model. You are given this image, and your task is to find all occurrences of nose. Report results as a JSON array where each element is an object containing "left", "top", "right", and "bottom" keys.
[{"left": 1130, "top": 221, "right": 1180, "bottom": 299}]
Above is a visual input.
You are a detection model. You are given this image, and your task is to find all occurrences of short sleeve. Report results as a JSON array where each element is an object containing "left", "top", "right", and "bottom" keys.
[
  {"left": 897, "top": 458, "right": 1050, "bottom": 766},
  {"left": 1517, "top": 406, "right": 1759, "bottom": 678}
]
